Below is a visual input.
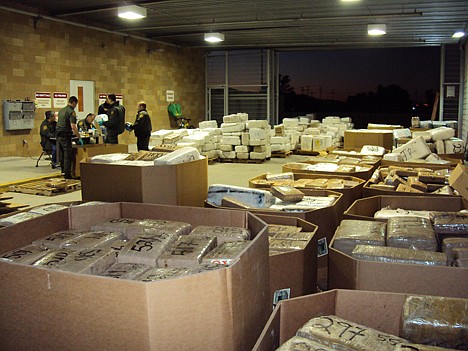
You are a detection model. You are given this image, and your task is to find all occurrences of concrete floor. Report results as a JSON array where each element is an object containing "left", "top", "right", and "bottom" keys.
[{"left": 0, "top": 147, "right": 311, "bottom": 208}]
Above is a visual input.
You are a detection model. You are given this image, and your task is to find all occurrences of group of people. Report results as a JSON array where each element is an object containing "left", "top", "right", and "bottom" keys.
[{"left": 40, "top": 94, "right": 152, "bottom": 179}]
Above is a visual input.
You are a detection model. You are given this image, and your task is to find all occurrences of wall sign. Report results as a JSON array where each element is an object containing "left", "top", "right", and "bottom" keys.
[
  {"left": 35, "top": 92, "right": 52, "bottom": 108},
  {"left": 53, "top": 92, "right": 68, "bottom": 108}
]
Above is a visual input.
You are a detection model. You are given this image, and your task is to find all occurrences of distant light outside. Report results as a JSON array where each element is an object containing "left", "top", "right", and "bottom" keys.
[
  {"left": 368, "top": 24, "right": 387, "bottom": 36},
  {"left": 118, "top": 5, "right": 147, "bottom": 20},
  {"left": 452, "top": 31, "right": 466, "bottom": 38}
]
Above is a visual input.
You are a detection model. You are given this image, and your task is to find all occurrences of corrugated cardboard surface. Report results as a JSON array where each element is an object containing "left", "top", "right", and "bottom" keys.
[
  {"left": 449, "top": 164, "right": 468, "bottom": 201},
  {"left": 249, "top": 173, "right": 365, "bottom": 210},
  {"left": 256, "top": 214, "right": 318, "bottom": 302},
  {"left": 74, "top": 143, "right": 128, "bottom": 177},
  {"left": 0, "top": 203, "right": 270, "bottom": 351},
  {"left": 282, "top": 163, "right": 374, "bottom": 181},
  {"left": 80, "top": 158, "right": 208, "bottom": 207},
  {"left": 253, "top": 289, "right": 409, "bottom": 351},
  {"left": 344, "top": 130, "right": 394, "bottom": 150},
  {"left": 381, "top": 158, "right": 460, "bottom": 169}
]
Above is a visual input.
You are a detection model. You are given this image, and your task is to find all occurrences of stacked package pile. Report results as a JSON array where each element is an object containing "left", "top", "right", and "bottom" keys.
[
  {"left": 276, "top": 295, "right": 466, "bottom": 350},
  {"left": 0, "top": 214, "right": 254, "bottom": 280},
  {"left": 367, "top": 165, "right": 457, "bottom": 195},
  {"left": 300, "top": 116, "right": 353, "bottom": 153},
  {"left": 0, "top": 204, "right": 68, "bottom": 228},
  {"left": 219, "top": 113, "right": 271, "bottom": 161},
  {"left": 267, "top": 224, "right": 315, "bottom": 255}
]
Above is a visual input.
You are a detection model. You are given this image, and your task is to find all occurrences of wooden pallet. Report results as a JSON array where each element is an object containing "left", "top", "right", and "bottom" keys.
[
  {"left": 293, "top": 150, "right": 320, "bottom": 156},
  {"left": 8, "top": 178, "right": 81, "bottom": 196},
  {"left": 271, "top": 151, "right": 293, "bottom": 158},
  {"left": 218, "top": 158, "right": 266, "bottom": 164},
  {"left": 208, "top": 156, "right": 219, "bottom": 164}
]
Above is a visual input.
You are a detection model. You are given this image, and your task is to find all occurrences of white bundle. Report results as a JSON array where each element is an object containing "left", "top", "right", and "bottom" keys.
[
  {"left": 220, "top": 136, "right": 241, "bottom": 146},
  {"left": 283, "top": 118, "right": 299, "bottom": 127},
  {"left": 249, "top": 128, "right": 266, "bottom": 140},
  {"left": 90, "top": 153, "right": 130, "bottom": 163},
  {"left": 246, "top": 120, "right": 268, "bottom": 129},
  {"left": 154, "top": 147, "right": 201, "bottom": 165},
  {"left": 393, "top": 128, "right": 412, "bottom": 139},
  {"left": 198, "top": 120, "right": 218, "bottom": 129},
  {"left": 391, "top": 136, "right": 431, "bottom": 161},
  {"left": 207, "top": 184, "right": 275, "bottom": 207},
  {"left": 360, "top": 145, "right": 386, "bottom": 156},
  {"left": 430, "top": 127, "right": 455, "bottom": 141},
  {"left": 221, "top": 122, "right": 245, "bottom": 133},
  {"left": 95, "top": 114, "right": 108, "bottom": 123}
]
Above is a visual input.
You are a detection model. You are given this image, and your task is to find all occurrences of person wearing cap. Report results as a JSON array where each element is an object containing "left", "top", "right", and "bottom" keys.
[
  {"left": 39, "top": 110, "right": 58, "bottom": 168},
  {"left": 77, "top": 113, "right": 97, "bottom": 144},
  {"left": 128, "top": 101, "right": 152, "bottom": 151}
]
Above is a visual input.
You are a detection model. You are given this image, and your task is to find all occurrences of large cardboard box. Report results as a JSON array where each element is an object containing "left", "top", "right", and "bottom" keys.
[
  {"left": 449, "top": 163, "right": 468, "bottom": 201},
  {"left": 73, "top": 143, "right": 128, "bottom": 177},
  {"left": 282, "top": 163, "right": 374, "bottom": 180},
  {"left": 256, "top": 214, "right": 318, "bottom": 305},
  {"left": 344, "top": 129, "right": 394, "bottom": 150},
  {"left": 0, "top": 202, "right": 270, "bottom": 351},
  {"left": 249, "top": 173, "right": 364, "bottom": 210},
  {"left": 253, "top": 289, "right": 420, "bottom": 351},
  {"left": 206, "top": 189, "right": 344, "bottom": 289},
  {"left": 381, "top": 158, "right": 461, "bottom": 169},
  {"left": 80, "top": 158, "right": 208, "bottom": 207}
]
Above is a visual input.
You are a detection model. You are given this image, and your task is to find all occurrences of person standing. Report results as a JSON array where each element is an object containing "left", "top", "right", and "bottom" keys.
[
  {"left": 129, "top": 101, "right": 152, "bottom": 151},
  {"left": 99, "top": 94, "right": 125, "bottom": 144},
  {"left": 56, "top": 96, "right": 82, "bottom": 179},
  {"left": 39, "top": 110, "right": 58, "bottom": 168}
]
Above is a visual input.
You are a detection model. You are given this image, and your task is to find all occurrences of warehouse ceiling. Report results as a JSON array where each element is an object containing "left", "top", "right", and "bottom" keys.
[{"left": 1, "top": 0, "right": 467, "bottom": 50}]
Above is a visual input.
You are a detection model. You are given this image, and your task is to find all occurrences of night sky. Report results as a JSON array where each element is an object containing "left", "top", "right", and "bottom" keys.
[{"left": 279, "top": 46, "right": 440, "bottom": 103}]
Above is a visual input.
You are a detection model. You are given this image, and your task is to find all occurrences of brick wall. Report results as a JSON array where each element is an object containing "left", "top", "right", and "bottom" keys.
[{"left": 0, "top": 10, "right": 205, "bottom": 157}]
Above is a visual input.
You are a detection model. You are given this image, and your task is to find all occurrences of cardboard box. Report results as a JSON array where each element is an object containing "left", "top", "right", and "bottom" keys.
[
  {"left": 344, "top": 129, "right": 394, "bottom": 150},
  {"left": 73, "top": 143, "right": 128, "bottom": 177},
  {"left": 249, "top": 173, "right": 364, "bottom": 210},
  {"left": 256, "top": 214, "right": 318, "bottom": 305},
  {"left": 206, "top": 189, "right": 343, "bottom": 290},
  {"left": 253, "top": 289, "right": 421, "bottom": 351},
  {"left": 282, "top": 163, "right": 374, "bottom": 180},
  {"left": 381, "top": 158, "right": 461, "bottom": 169},
  {"left": 80, "top": 158, "right": 208, "bottom": 207},
  {"left": 449, "top": 164, "right": 468, "bottom": 201},
  {"left": 0, "top": 202, "right": 270, "bottom": 351}
]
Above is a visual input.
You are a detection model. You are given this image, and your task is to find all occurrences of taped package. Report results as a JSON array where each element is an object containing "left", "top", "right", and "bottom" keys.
[
  {"left": 153, "top": 146, "right": 201, "bottom": 165},
  {"left": 135, "top": 267, "right": 191, "bottom": 282},
  {"left": 401, "top": 295, "right": 468, "bottom": 350},
  {"left": 0, "top": 245, "right": 50, "bottom": 265},
  {"left": 442, "top": 237, "right": 468, "bottom": 264},
  {"left": 0, "top": 212, "right": 42, "bottom": 227},
  {"left": 276, "top": 336, "right": 335, "bottom": 350},
  {"left": 32, "top": 249, "right": 76, "bottom": 269},
  {"left": 157, "top": 236, "right": 217, "bottom": 268},
  {"left": 296, "top": 315, "right": 407, "bottom": 351},
  {"left": 270, "top": 186, "right": 305, "bottom": 202},
  {"left": 99, "top": 262, "right": 151, "bottom": 279},
  {"left": 207, "top": 184, "right": 276, "bottom": 208},
  {"left": 189, "top": 225, "right": 250, "bottom": 244},
  {"left": 60, "top": 231, "right": 124, "bottom": 251},
  {"left": 269, "top": 238, "right": 308, "bottom": 252},
  {"left": 386, "top": 217, "right": 437, "bottom": 251},
  {"left": 332, "top": 220, "right": 386, "bottom": 255},
  {"left": 374, "top": 207, "right": 433, "bottom": 220},
  {"left": 431, "top": 212, "right": 468, "bottom": 235},
  {"left": 56, "top": 248, "right": 116, "bottom": 274},
  {"left": 32, "top": 230, "right": 90, "bottom": 249},
  {"left": 265, "top": 172, "right": 295, "bottom": 181},
  {"left": 267, "top": 224, "right": 302, "bottom": 237},
  {"left": 270, "top": 195, "right": 337, "bottom": 211},
  {"left": 202, "top": 241, "right": 250, "bottom": 265},
  {"left": 351, "top": 245, "right": 448, "bottom": 266}
]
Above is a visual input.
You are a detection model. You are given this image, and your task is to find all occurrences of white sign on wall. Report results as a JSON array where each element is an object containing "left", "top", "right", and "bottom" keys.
[
  {"left": 53, "top": 92, "right": 68, "bottom": 108},
  {"left": 35, "top": 92, "right": 52, "bottom": 109},
  {"left": 166, "top": 90, "right": 175, "bottom": 102}
]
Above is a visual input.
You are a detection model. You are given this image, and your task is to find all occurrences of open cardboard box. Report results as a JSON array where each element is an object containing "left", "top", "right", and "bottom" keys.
[
  {"left": 344, "top": 129, "right": 394, "bottom": 150},
  {"left": 282, "top": 162, "right": 374, "bottom": 181},
  {"left": 256, "top": 214, "right": 318, "bottom": 306},
  {"left": 381, "top": 158, "right": 461, "bottom": 169},
  {"left": 80, "top": 157, "right": 208, "bottom": 207},
  {"left": 0, "top": 202, "right": 270, "bottom": 351},
  {"left": 249, "top": 173, "right": 365, "bottom": 210},
  {"left": 206, "top": 189, "right": 344, "bottom": 290},
  {"left": 253, "top": 289, "right": 418, "bottom": 351},
  {"left": 73, "top": 143, "right": 128, "bottom": 177}
]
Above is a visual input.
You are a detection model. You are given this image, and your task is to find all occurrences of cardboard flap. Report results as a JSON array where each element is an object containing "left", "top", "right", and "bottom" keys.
[{"left": 252, "top": 306, "right": 282, "bottom": 351}]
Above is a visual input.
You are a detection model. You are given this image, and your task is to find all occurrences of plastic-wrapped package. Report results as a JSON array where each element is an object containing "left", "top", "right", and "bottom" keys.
[
  {"left": 387, "top": 217, "right": 437, "bottom": 251},
  {"left": 55, "top": 248, "right": 116, "bottom": 274},
  {"left": 202, "top": 241, "right": 250, "bottom": 264},
  {"left": 269, "top": 238, "right": 308, "bottom": 252},
  {"left": 29, "top": 204, "right": 68, "bottom": 215},
  {"left": 0, "top": 245, "right": 50, "bottom": 265},
  {"left": 401, "top": 295, "right": 468, "bottom": 350},
  {"left": 103, "top": 238, "right": 128, "bottom": 257},
  {"left": 351, "top": 245, "right": 448, "bottom": 266},
  {"left": 442, "top": 237, "right": 468, "bottom": 265},
  {"left": 157, "top": 236, "right": 217, "bottom": 268},
  {"left": 153, "top": 146, "right": 200, "bottom": 165},
  {"left": 270, "top": 186, "right": 305, "bottom": 202},
  {"left": 32, "top": 230, "right": 90, "bottom": 249},
  {"left": 89, "top": 153, "right": 130, "bottom": 163},
  {"left": 267, "top": 224, "right": 302, "bottom": 237},
  {"left": 266, "top": 172, "right": 295, "bottom": 181},
  {"left": 276, "top": 336, "right": 335, "bottom": 350},
  {"left": 431, "top": 212, "right": 468, "bottom": 235},
  {"left": 60, "top": 231, "right": 124, "bottom": 251},
  {"left": 393, "top": 343, "right": 459, "bottom": 350},
  {"left": 272, "top": 231, "right": 314, "bottom": 241},
  {"left": 134, "top": 267, "right": 191, "bottom": 282},
  {"left": 374, "top": 207, "right": 433, "bottom": 220},
  {"left": 296, "top": 315, "right": 407, "bottom": 351},
  {"left": 207, "top": 184, "right": 276, "bottom": 208},
  {"left": 130, "top": 219, "right": 192, "bottom": 239},
  {"left": 99, "top": 262, "right": 152, "bottom": 279},
  {"left": 0, "top": 212, "right": 42, "bottom": 227},
  {"left": 32, "top": 249, "right": 76, "bottom": 269},
  {"left": 332, "top": 220, "right": 386, "bottom": 256},
  {"left": 270, "top": 195, "right": 337, "bottom": 211},
  {"left": 189, "top": 225, "right": 250, "bottom": 244}
]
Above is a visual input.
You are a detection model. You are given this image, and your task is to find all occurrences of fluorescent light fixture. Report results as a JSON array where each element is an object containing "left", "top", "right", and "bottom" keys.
[
  {"left": 368, "top": 24, "right": 387, "bottom": 36},
  {"left": 118, "top": 5, "right": 147, "bottom": 20},
  {"left": 204, "top": 32, "right": 225, "bottom": 43},
  {"left": 452, "top": 31, "right": 466, "bottom": 38},
  {"left": 341, "top": 0, "right": 361, "bottom": 2}
]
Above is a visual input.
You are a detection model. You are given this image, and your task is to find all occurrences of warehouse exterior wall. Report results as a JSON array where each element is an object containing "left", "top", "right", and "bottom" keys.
[
  {"left": 0, "top": 10, "right": 205, "bottom": 157},
  {"left": 463, "top": 40, "right": 468, "bottom": 144}
]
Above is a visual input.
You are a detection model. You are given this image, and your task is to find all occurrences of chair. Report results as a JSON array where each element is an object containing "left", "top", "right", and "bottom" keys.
[{"left": 35, "top": 148, "right": 53, "bottom": 167}]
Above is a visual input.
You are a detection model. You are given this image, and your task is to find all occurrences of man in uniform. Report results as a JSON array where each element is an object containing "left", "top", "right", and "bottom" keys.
[
  {"left": 77, "top": 113, "right": 97, "bottom": 144},
  {"left": 39, "top": 110, "right": 58, "bottom": 168},
  {"left": 128, "top": 101, "right": 152, "bottom": 151},
  {"left": 99, "top": 94, "right": 125, "bottom": 144},
  {"left": 56, "top": 96, "right": 82, "bottom": 179}
]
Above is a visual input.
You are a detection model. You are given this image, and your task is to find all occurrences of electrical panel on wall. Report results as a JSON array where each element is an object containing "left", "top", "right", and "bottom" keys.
[{"left": 3, "top": 100, "right": 35, "bottom": 130}]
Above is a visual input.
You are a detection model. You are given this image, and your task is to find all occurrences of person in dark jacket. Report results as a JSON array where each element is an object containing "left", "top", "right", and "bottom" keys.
[
  {"left": 99, "top": 94, "right": 125, "bottom": 144},
  {"left": 40, "top": 110, "right": 58, "bottom": 168},
  {"left": 77, "top": 113, "right": 97, "bottom": 144},
  {"left": 129, "top": 101, "right": 152, "bottom": 151}
]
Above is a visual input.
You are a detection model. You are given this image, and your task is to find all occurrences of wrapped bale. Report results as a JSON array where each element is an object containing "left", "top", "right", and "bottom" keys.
[
  {"left": 374, "top": 208, "right": 433, "bottom": 220},
  {"left": 272, "top": 230, "right": 314, "bottom": 241},
  {"left": 401, "top": 295, "right": 468, "bottom": 350},
  {"left": 270, "top": 186, "right": 305, "bottom": 202},
  {"left": 134, "top": 267, "right": 191, "bottom": 282},
  {"left": 431, "top": 213, "right": 468, "bottom": 244},
  {"left": 189, "top": 225, "right": 250, "bottom": 244},
  {"left": 207, "top": 184, "right": 276, "bottom": 208},
  {"left": 267, "top": 224, "right": 302, "bottom": 237},
  {"left": 351, "top": 245, "right": 448, "bottom": 266},
  {"left": 276, "top": 336, "right": 335, "bottom": 351},
  {"left": 60, "top": 231, "right": 124, "bottom": 251},
  {"left": 332, "top": 220, "right": 386, "bottom": 256},
  {"left": 157, "top": 236, "right": 217, "bottom": 268},
  {"left": 270, "top": 195, "right": 338, "bottom": 211},
  {"left": 32, "top": 230, "right": 88, "bottom": 249},
  {"left": 269, "top": 238, "right": 308, "bottom": 252},
  {"left": 296, "top": 315, "right": 407, "bottom": 351},
  {"left": 153, "top": 146, "right": 200, "bottom": 165},
  {"left": 32, "top": 249, "right": 76, "bottom": 269},
  {"left": 202, "top": 241, "right": 250, "bottom": 265},
  {"left": 56, "top": 248, "right": 116, "bottom": 274},
  {"left": 127, "top": 219, "right": 192, "bottom": 239},
  {"left": 0, "top": 245, "right": 50, "bottom": 265},
  {"left": 100, "top": 262, "right": 152, "bottom": 279},
  {"left": 442, "top": 238, "right": 468, "bottom": 265},
  {"left": 387, "top": 217, "right": 437, "bottom": 251}
]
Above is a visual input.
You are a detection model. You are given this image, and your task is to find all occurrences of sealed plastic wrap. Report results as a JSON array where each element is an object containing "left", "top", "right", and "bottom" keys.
[
  {"left": 32, "top": 230, "right": 89, "bottom": 249},
  {"left": 442, "top": 238, "right": 468, "bottom": 265},
  {"left": 431, "top": 212, "right": 468, "bottom": 235},
  {"left": 90, "top": 218, "right": 150, "bottom": 238},
  {"left": 103, "top": 238, "right": 128, "bottom": 257},
  {"left": 272, "top": 230, "right": 314, "bottom": 241},
  {"left": 157, "top": 236, "right": 217, "bottom": 268},
  {"left": 189, "top": 225, "right": 250, "bottom": 244},
  {"left": 269, "top": 238, "right": 308, "bottom": 252},
  {"left": 0, "top": 245, "right": 50, "bottom": 265},
  {"left": 55, "top": 248, "right": 116, "bottom": 274},
  {"left": 268, "top": 224, "right": 302, "bottom": 237},
  {"left": 202, "top": 241, "right": 250, "bottom": 264},
  {"left": 99, "top": 262, "right": 152, "bottom": 279},
  {"left": 0, "top": 212, "right": 42, "bottom": 227},
  {"left": 270, "top": 185, "right": 305, "bottom": 202},
  {"left": 332, "top": 219, "right": 386, "bottom": 255},
  {"left": 374, "top": 207, "right": 433, "bottom": 220},
  {"left": 32, "top": 249, "right": 76, "bottom": 269},
  {"left": 117, "top": 231, "right": 179, "bottom": 267},
  {"left": 270, "top": 195, "right": 337, "bottom": 211},
  {"left": 296, "top": 315, "right": 407, "bottom": 351},
  {"left": 393, "top": 344, "right": 459, "bottom": 351},
  {"left": 154, "top": 146, "right": 201, "bottom": 165},
  {"left": 266, "top": 172, "right": 295, "bottom": 181},
  {"left": 134, "top": 267, "right": 191, "bottom": 282},
  {"left": 351, "top": 245, "right": 448, "bottom": 266},
  {"left": 276, "top": 336, "right": 335, "bottom": 351},
  {"left": 401, "top": 295, "right": 468, "bottom": 350},
  {"left": 89, "top": 153, "right": 129, "bottom": 164},
  {"left": 207, "top": 184, "right": 276, "bottom": 208},
  {"left": 128, "top": 219, "right": 192, "bottom": 239},
  {"left": 29, "top": 204, "right": 68, "bottom": 215},
  {"left": 387, "top": 217, "right": 437, "bottom": 251},
  {"left": 60, "top": 231, "right": 124, "bottom": 251}
]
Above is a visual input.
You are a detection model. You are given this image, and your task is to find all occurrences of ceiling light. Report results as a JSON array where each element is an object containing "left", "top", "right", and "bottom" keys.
[
  {"left": 341, "top": 0, "right": 361, "bottom": 2},
  {"left": 368, "top": 24, "right": 387, "bottom": 36},
  {"left": 204, "top": 32, "right": 225, "bottom": 43},
  {"left": 452, "top": 31, "right": 466, "bottom": 38},
  {"left": 118, "top": 5, "right": 147, "bottom": 20}
]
